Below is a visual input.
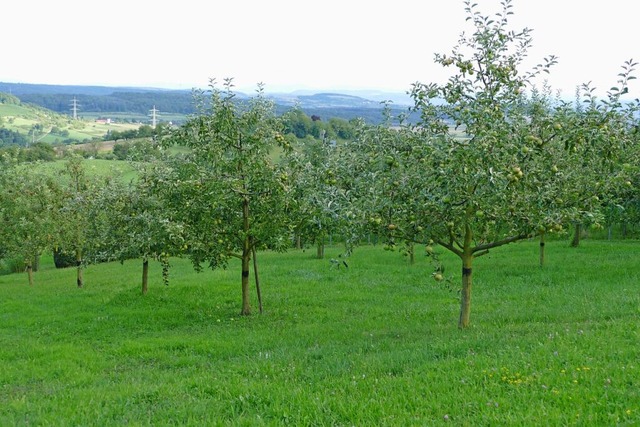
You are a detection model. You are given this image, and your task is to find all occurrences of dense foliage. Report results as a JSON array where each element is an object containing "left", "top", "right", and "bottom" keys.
[
  {"left": 0, "top": 128, "right": 28, "bottom": 146},
  {"left": 160, "top": 79, "right": 295, "bottom": 314}
]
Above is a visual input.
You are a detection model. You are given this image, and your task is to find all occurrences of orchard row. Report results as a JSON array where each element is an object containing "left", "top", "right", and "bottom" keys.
[{"left": 2, "top": 0, "right": 638, "bottom": 328}]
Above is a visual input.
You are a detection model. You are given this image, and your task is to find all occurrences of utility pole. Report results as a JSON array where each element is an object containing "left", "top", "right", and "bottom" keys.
[
  {"left": 149, "top": 105, "right": 159, "bottom": 129},
  {"left": 70, "top": 97, "right": 79, "bottom": 120}
]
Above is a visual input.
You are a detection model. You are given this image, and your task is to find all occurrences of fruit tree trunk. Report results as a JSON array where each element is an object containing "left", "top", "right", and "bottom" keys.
[
  {"left": 317, "top": 237, "right": 325, "bottom": 259},
  {"left": 241, "top": 196, "right": 251, "bottom": 315},
  {"left": 459, "top": 253, "right": 474, "bottom": 329},
  {"left": 27, "top": 263, "right": 34, "bottom": 286},
  {"left": 571, "top": 223, "right": 581, "bottom": 247},
  {"left": 142, "top": 258, "right": 149, "bottom": 295},
  {"left": 539, "top": 231, "right": 545, "bottom": 268},
  {"left": 458, "top": 224, "right": 474, "bottom": 329},
  {"left": 76, "top": 249, "right": 84, "bottom": 288}
]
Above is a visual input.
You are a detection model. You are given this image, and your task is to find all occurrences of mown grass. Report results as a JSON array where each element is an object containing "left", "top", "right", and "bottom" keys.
[{"left": 0, "top": 239, "right": 638, "bottom": 426}]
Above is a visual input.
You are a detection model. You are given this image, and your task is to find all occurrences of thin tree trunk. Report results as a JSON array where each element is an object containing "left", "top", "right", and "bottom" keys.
[
  {"left": 76, "top": 248, "right": 84, "bottom": 288},
  {"left": 408, "top": 242, "right": 415, "bottom": 265},
  {"left": 622, "top": 222, "right": 627, "bottom": 239},
  {"left": 539, "top": 231, "right": 545, "bottom": 268},
  {"left": 459, "top": 253, "right": 473, "bottom": 329},
  {"left": 608, "top": 225, "right": 612, "bottom": 240},
  {"left": 240, "top": 196, "right": 251, "bottom": 316},
  {"left": 142, "top": 258, "right": 149, "bottom": 295},
  {"left": 295, "top": 233, "right": 301, "bottom": 250},
  {"left": 570, "top": 223, "right": 581, "bottom": 247},
  {"left": 317, "top": 236, "right": 325, "bottom": 259},
  {"left": 252, "top": 245, "right": 263, "bottom": 314},
  {"left": 241, "top": 244, "right": 251, "bottom": 315},
  {"left": 26, "top": 263, "right": 34, "bottom": 286},
  {"left": 458, "top": 224, "right": 474, "bottom": 329}
]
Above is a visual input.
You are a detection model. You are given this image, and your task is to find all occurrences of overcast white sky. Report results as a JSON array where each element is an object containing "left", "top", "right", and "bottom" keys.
[{"left": 3, "top": 1, "right": 638, "bottom": 98}]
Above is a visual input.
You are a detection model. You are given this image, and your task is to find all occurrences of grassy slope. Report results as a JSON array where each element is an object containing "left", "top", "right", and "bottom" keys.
[
  {"left": 0, "top": 103, "right": 140, "bottom": 144},
  {"left": 0, "top": 239, "right": 638, "bottom": 425}
]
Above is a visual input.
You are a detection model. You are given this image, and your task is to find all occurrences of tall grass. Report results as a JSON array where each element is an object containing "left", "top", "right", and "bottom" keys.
[{"left": 0, "top": 239, "right": 638, "bottom": 425}]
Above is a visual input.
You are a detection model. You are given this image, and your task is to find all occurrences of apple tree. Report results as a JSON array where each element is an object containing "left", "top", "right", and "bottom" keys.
[
  {"left": 284, "top": 131, "right": 352, "bottom": 259},
  {"left": 0, "top": 154, "right": 12, "bottom": 260},
  {"left": 346, "top": 0, "right": 632, "bottom": 328},
  {"left": 561, "top": 71, "right": 640, "bottom": 247},
  {"left": 52, "top": 156, "right": 98, "bottom": 288},
  {"left": 165, "top": 79, "right": 294, "bottom": 315},
  {"left": 0, "top": 166, "right": 57, "bottom": 285},
  {"left": 336, "top": 106, "right": 433, "bottom": 263},
  {"left": 87, "top": 162, "right": 186, "bottom": 295}
]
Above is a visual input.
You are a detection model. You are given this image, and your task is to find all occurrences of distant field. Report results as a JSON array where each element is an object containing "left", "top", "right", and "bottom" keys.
[
  {"left": 0, "top": 240, "right": 638, "bottom": 425},
  {"left": 0, "top": 104, "right": 29, "bottom": 117},
  {"left": 68, "top": 121, "right": 140, "bottom": 142},
  {"left": 0, "top": 102, "right": 141, "bottom": 144},
  {"left": 81, "top": 111, "right": 187, "bottom": 126}
]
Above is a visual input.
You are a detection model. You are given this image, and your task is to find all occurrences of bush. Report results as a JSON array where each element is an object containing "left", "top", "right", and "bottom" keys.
[
  {"left": 53, "top": 248, "right": 77, "bottom": 269},
  {"left": 112, "top": 139, "right": 160, "bottom": 161},
  {"left": 0, "top": 257, "right": 25, "bottom": 275}
]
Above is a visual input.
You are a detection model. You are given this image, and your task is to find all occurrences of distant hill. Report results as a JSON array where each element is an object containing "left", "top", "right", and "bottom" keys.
[
  {"left": 0, "top": 82, "right": 414, "bottom": 124},
  {"left": 0, "top": 82, "right": 173, "bottom": 96},
  {"left": 280, "top": 89, "right": 413, "bottom": 106},
  {"left": 271, "top": 93, "right": 380, "bottom": 108}
]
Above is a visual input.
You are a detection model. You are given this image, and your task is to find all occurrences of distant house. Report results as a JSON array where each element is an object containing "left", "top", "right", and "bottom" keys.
[{"left": 95, "top": 118, "right": 112, "bottom": 124}]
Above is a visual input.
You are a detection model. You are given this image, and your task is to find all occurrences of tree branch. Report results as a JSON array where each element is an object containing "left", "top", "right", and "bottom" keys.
[
  {"left": 472, "top": 233, "right": 529, "bottom": 253},
  {"left": 474, "top": 249, "right": 490, "bottom": 258},
  {"left": 436, "top": 239, "right": 463, "bottom": 257}
]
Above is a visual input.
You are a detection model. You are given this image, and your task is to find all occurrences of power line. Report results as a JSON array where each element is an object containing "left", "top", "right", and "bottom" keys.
[
  {"left": 149, "top": 105, "right": 159, "bottom": 128},
  {"left": 70, "top": 97, "right": 79, "bottom": 120}
]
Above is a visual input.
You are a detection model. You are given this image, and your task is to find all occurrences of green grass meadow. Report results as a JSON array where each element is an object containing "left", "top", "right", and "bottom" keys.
[
  {"left": 0, "top": 239, "right": 638, "bottom": 425},
  {"left": 18, "top": 159, "right": 138, "bottom": 184}
]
